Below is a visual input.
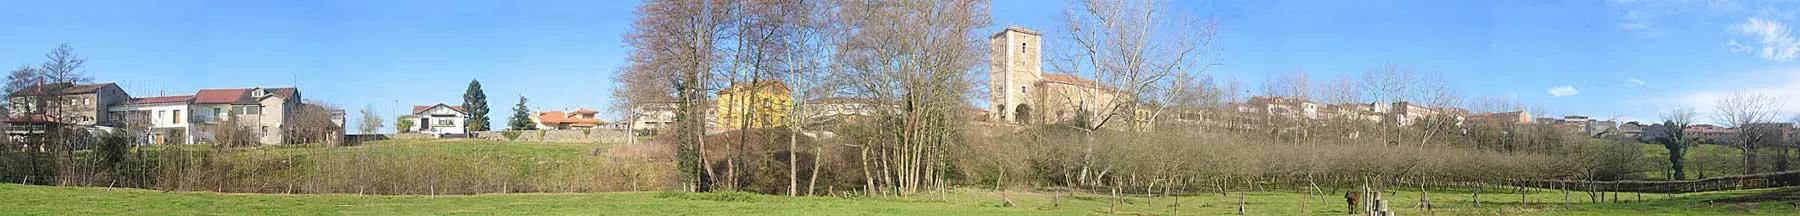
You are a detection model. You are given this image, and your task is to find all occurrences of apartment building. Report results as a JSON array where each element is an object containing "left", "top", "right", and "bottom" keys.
[{"left": 8, "top": 82, "right": 131, "bottom": 127}]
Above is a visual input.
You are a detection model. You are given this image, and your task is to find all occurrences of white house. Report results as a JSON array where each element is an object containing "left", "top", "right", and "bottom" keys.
[
  {"left": 108, "top": 95, "right": 196, "bottom": 144},
  {"left": 408, "top": 104, "right": 466, "bottom": 135}
]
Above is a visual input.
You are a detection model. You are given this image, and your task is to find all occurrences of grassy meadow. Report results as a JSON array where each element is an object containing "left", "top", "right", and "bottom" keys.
[{"left": 3, "top": 182, "right": 1796, "bottom": 215}]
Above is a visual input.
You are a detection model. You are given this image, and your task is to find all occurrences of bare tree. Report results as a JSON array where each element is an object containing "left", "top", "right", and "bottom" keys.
[
  {"left": 286, "top": 101, "right": 344, "bottom": 145},
  {"left": 1262, "top": 70, "right": 1310, "bottom": 101},
  {"left": 1657, "top": 107, "right": 1696, "bottom": 180},
  {"left": 1317, "top": 75, "right": 1361, "bottom": 105},
  {"left": 610, "top": 65, "right": 674, "bottom": 147},
  {"left": 1360, "top": 64, "right": 1416, "bottom": 106},
  {"left": 1412, "top": 72, "right": 1460, "bottom": 108},
  {"left": 627, "top": 0, "right": 734, "bottom": 192},
  {"left": 1713, "top": 91, "right": 1783, "bottom": 175},
  {"left": 1465, "top": 94, "right": 1523, "bottom": 114},
  {"left": 835, "top": 0, "right": 989, "bottom": 196},
  {"left": 357, "top": 104, "right": 383, "bottom": 134},
  {"left": 1053, "top": 0, "right": 1220, "bottom": 187}
]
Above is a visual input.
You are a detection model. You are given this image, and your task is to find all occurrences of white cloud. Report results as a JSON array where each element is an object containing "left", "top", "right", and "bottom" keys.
[
  {"left": 1548, "top": 86, "right": 1580, "bottom": 97},
  {"left": 1664, "top": 68, "right": 1800, "bottom": 119},
  {"left": 1628, "top": 77, "right": 1646, "bottom": 86},
  {"left": 1730, "top": 17, "right": 1800, "bottom": 61},
  {"left": 1724, "top": 39, "right": 1752, "bottom": 53},
  {"left": 1758, "top": 6, "right": 1797, "bottom": 20}
]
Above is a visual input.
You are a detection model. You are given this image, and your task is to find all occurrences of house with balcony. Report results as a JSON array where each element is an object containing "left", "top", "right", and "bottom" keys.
[
  {"left": 188, "top": 87, "right": 303, "bottom": 145},
  {"left": 7, "top": 82, "right": 131, "bottom": 142},
  {"left": 108, "top": 95, "right": 196, "bottom": 144},
  {"left": 8, "top": 82, "right": 131, "bottom": 127}
]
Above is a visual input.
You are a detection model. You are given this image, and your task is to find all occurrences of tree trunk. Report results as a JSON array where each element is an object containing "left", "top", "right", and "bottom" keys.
[
  {"left": 808, "top": 146, "right": 821, "bottom": 196},
  {"left": 788, "top": 123, "right": 799, "bottom": 196}
]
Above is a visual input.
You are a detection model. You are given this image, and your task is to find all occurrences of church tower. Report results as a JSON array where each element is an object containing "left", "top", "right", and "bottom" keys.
[{"left": 989, "top": 26, "right": 1044, "bottom": 123}]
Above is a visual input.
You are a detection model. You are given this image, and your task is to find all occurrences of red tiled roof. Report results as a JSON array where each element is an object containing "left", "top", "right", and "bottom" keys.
[
  {"left": 13, "top": 82, "right": 116, "bottom": 95},
  {"left": 412, "top": 104, "right": 466, "bottom": 114},
  {"left": 191, "top": 87, "right": 298, "bottom": 104},
  {"left": 3, "top": 114, "right": 61, "bottom": 124},
  {"left": 193, "top": 89, "right": 249, "bottom": 104},
  {"left": 571, "top": 108, "right": 599, "bottom": 115},
  {"left": 1041, "top": 74, "right": 1113, "bottom": 90},
  {"left": 130, "top": 95, "right": 194, "bottom": 104},
  {"left": 537, "top": 111, "right": 607, "bottom": 125}
]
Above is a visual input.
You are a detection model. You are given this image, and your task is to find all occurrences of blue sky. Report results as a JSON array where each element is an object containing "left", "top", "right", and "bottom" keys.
[{"left": 2, "top": 0, "right": 1797, "bottom": 131}]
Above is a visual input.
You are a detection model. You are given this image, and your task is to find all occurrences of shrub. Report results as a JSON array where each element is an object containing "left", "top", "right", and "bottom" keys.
[
  {"left": 536, "top": 130, "right": 547, "bottom": 140},
  {"left": 96, "top": 131, "right": 132, "bottom": 170},
  {"left": 396, "top": 117, "right": 415, "bottom": 133},
  {"left": 581, "top": 128, "right": 592, "bottom": 136},
  {"left": 503, "top": 131, "right": 522, "bottom": 141}
]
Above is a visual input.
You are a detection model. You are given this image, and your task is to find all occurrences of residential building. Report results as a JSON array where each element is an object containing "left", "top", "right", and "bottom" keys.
[
  {"left": 188, "top": 87, "right": 303, "bottom": 145},
  {"left": 802, "top": 97, "right": 892, "bottom": 122},
  {"left": 1390, "top": 102, "right": 1462, "bottom": 126},
  {"left": 1246, "top": 96, "right": 1323, "bottom": 120},
  {"left": 109, "top": 95, "right": 196, "bottom": 144},
  {"left": 988, "top": 26, "right": 1124, "bottom": 125},
  {"left": 1686, "top": 124, "right": 1734, "bottom": 144},
  {"left": 535, "top": 108, "right": 607, "bottom": 130},
  {"left": 405, "top": 104, "right": 467, "bottom": 135},
  {"left": 9, "top": 82, "right": 131, "bottom": 127},
  {"left": 716, "top": 81, "right": 792, "bottom": 129},
  {"left": 1466, "top": 111, "right": 1533, "bottom": 127},
  {"left": 1619, "top": 121, "right": 1647, "bottom": 138},
  {"left": 628, "top": 102, "right": 677, "bottom": 131},
  {"left": 1548, "top": 115, "right": 1617, "bottom": 137}
]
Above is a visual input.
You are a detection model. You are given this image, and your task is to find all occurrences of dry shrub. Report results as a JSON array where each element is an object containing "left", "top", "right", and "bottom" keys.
[
  {"left": 144, "top": 140, "right": 675, "bottom": 195},
  {"left": 957, "top": 123, "right": 1646, "bottom": 192}
]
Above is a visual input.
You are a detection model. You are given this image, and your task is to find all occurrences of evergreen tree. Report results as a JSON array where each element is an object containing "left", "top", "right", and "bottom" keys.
[
  {"left": 463, "top": 79, "right": 492, "bottom": 131},
  {"left": 508, "top": 95, "right": 537, "bottom": 131}
]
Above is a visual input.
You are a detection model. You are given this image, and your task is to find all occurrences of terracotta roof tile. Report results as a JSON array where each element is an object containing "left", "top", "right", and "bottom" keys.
[
  {"left": 412, "top": 104, "right": 466, "bottom": 114},
  {"left": 13, "top": 82, "right": 116, "bottom": 95},
  {"left": 129, "top": 95, "right": 194, "bottom": 104},
  {"left": 537, "top": 111, "right": 607, "bottom": 125},
  {"left": 571, "top": 108, "right": 599, "bottom": 115},
  {"left": 193, "top": 89, "right": 249, "bottom": 104},
  {"left": 1041, "top": 74, "right": 1113, "bottom": 90}
]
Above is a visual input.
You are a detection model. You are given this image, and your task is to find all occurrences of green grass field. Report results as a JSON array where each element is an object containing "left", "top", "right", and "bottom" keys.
[
  {"left": 1637, "top": 143, "right": 1753, "bottom": 180},
  {"left": 4, "top": 183, "right": 1795, "bottom": 215}
]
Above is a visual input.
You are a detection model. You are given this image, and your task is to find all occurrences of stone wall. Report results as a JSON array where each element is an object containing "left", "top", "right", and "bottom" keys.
[{"left": 473, "top": 129, "right": 628, "bottom": 143}]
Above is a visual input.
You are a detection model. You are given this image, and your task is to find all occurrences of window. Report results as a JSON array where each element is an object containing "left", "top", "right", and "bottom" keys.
[
  {"left": 237, "top": 105, "right": 262, "bottom": 115},
  {"left": 157, "top": 110, "right": 165, "bottom": 122},
  {"left": 172, "top": 110, "right": 181, "bottom": 124}
]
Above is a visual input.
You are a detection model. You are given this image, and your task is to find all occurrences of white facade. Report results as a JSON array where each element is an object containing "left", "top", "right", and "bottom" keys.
[
  {"left": 412, "top": 104, "right": 466, "bottom": 135},
  {"left": 108, "top": 102, "right": 195, "bottom": 144},
  {"left": 629, "top": 104, "right": 677, "bottom": 131}
]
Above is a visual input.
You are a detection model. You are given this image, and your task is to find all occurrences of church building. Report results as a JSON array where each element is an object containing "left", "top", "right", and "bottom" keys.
[{"left": 988, "top": 26, "right": 1120, "bottom": 125}]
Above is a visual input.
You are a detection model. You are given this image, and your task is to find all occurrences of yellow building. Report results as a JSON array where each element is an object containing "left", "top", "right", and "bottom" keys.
[{"left": 716, "top": 81, "right": 792, "bottom": 129}]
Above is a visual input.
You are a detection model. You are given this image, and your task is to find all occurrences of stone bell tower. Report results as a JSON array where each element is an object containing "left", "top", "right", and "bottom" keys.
[{"left": 989, "top": 26, "right": 1043, "bottom": 123}]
